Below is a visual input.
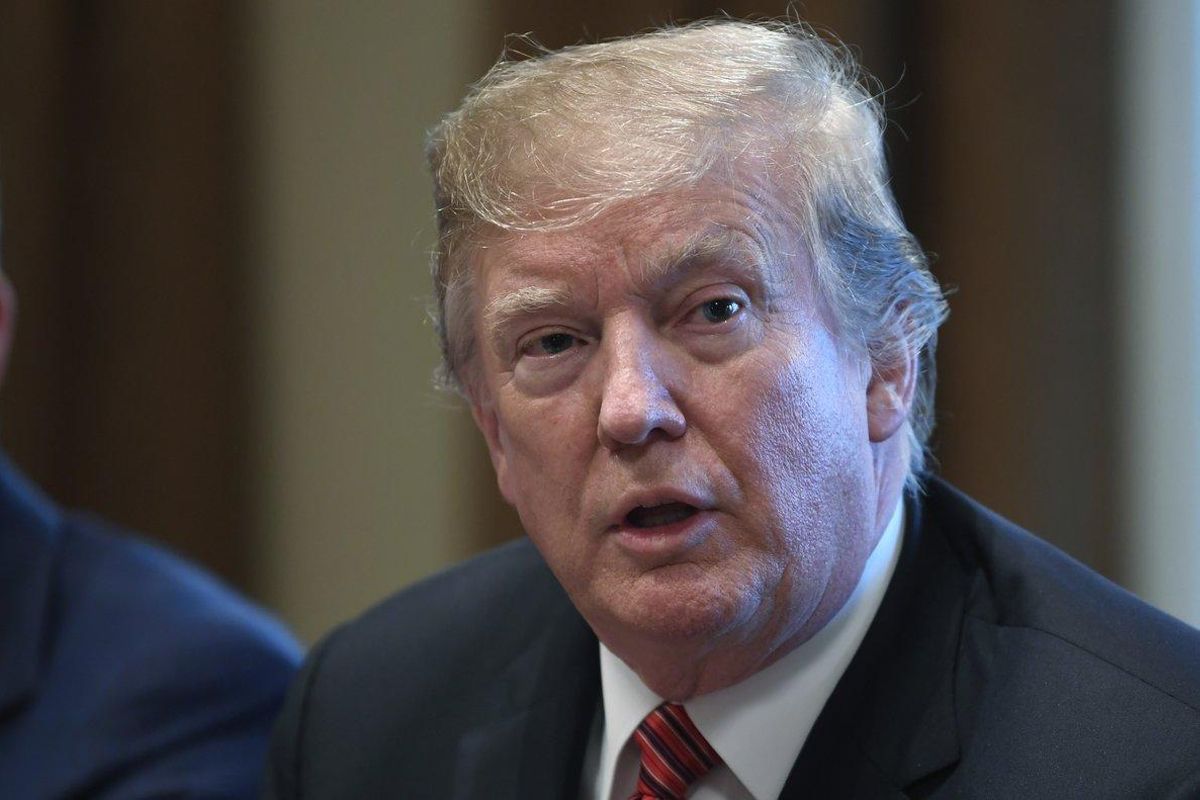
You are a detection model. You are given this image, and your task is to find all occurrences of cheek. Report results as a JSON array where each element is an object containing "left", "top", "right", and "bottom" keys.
[
  {"left": 727, "top": 342, "right": 872, "bottom": 535},
  {"left": 496, "top": 394, "right": 595, "bottom": 532},
  {"left": 741, "top": 345, "right": 862, "bottom": 467}
]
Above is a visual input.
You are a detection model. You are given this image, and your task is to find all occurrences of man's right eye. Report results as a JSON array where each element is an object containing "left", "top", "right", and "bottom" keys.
[{"left": 522, "top": 331, "right": 580, "bottom": 357}]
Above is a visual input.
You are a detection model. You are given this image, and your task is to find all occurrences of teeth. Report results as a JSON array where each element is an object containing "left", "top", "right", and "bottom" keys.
[{"left": 628, "top": 502, "right": 697, "bottom": 529}]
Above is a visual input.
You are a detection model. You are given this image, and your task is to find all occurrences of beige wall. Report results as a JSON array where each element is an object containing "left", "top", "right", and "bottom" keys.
[
  {"left": 246, "top": 1, "right": 492, "bottom": 643},
  {"left": 1118, "top": 0, "right": 1200, "bottom": 626}
]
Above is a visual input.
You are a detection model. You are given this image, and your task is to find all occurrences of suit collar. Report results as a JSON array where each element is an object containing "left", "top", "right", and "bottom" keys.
[
  {"left": 0, "top": 454, "right": 63, "bottom": 717},
  {"left": 780, "top": 481, "right": 966, "bottom": 797},
  {"left": 453, "top": 568, "right": 600, "bottom": 800}
]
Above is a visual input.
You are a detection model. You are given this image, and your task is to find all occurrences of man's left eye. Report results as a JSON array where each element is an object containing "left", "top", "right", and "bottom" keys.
[{"left": 699, "top": 298, "right": 742, "bottom": 323}]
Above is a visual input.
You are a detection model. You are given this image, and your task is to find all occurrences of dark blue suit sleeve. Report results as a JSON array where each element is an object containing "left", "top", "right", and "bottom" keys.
[
  {"left": 0, "top": 516, "right": 303, "bottom": 799},
  {"left": 85, "top": 618, "right": 301, "bottom": 800}
]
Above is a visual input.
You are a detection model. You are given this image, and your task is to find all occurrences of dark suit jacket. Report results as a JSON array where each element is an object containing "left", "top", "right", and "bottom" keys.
[
  {"left": 266, "top": 479, "right": 1200, "bottom": 798},
  {"left": 0, "top": 457, "right": 302, "bottom": 799}
]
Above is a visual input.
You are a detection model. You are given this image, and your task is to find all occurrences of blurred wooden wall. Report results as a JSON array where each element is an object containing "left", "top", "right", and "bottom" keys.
[{"left": 0, "top": 3, "right": 251, "bottom": 587}]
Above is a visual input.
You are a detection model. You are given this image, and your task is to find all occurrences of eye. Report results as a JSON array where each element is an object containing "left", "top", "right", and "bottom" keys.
[
  {"left": 521, "top": 331, "right": 583, "bottom": 357},
  {"left": 698, "top": 298, "right": 742, "bottom": 324}
]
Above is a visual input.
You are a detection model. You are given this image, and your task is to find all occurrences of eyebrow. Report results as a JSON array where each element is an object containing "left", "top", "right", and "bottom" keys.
[
  {"left": 484, "top": 284, "right": 570, "bottom": 324},
  {"left": 482, "top": 284, "right": 572, "bottom": 348}
]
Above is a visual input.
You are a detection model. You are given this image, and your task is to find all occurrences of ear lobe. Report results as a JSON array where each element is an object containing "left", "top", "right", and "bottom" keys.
[
  {"left": 469, "top": 399, "right": 517, "bottom": 506},
  {"left": 866, "top": 349, "right": 917, "bottom": 443}
]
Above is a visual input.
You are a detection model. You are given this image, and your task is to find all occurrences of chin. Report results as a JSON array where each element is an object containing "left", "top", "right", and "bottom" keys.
[{"left": 591, "top": 564, "right": 763, "bottom": 644}]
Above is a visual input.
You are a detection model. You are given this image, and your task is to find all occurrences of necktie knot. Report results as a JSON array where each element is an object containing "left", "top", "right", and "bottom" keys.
[{"left": 629, "top": 702, "right": 722, "bottom": 800}]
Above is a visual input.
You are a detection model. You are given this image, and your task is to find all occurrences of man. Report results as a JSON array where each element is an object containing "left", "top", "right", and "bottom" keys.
[
  {"left": 266, "top": 20, "right": 1200, "bottom": 799},
  {"left": 0, "top": 272, "right": 303, "bottom": 792}
]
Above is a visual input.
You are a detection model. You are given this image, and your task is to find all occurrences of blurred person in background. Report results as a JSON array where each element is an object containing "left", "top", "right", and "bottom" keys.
[
  {"left": 0, "top": 211, "right": 302, "bottom": 797},
  {"left": 266, "top": 19, "right": 1200, "bottom": 799}
]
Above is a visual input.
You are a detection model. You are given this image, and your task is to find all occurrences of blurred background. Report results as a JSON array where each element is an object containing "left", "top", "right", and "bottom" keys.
[{"left": 0, "top": 0, "right": 1197, "bottom": 644}]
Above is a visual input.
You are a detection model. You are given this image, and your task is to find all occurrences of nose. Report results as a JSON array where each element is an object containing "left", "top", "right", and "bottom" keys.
[{"left": 596, "top": 323, "right": 686, "bottom": 450}]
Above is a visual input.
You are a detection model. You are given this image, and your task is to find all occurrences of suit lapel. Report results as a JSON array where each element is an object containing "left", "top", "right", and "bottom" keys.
[
  {"left": 780, "top": 486, "right": 966, "bottom": 798},
  {"left": 453, "top": 591, "right": 600, "bottom": 800},
  {"left": 0, "top": 457, "right": 61, "bottom": 720}
]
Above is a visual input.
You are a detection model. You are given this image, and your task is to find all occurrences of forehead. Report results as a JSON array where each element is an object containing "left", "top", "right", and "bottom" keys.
[{"left": 471, "top": 182, "right": 805, "bottom": 297}]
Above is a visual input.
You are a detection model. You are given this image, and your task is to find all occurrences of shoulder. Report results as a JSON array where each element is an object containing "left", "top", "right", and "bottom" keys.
[
  {"left": 3, "top": 507, "right": 301, "bottom": 798},
  {"left": 295, "top": 537, "right": 566, "bottom": 711},
  {"left": 920, "top": 478, "right": 1200, "bottom": 789},
  {"left": 58, "top": 512, "right": 300, "bottom": 659},
  {"left": 265, "top": 538, "right": 588, "bottom": 798},
  {"left": 55, "top": 512, "right": 302, "bottom": 682},
  {"left": 924, "top": 477, "right": 1200, "bottom": 702}
]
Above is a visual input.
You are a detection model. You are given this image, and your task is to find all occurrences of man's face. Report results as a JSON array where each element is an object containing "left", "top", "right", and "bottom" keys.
[{"left": 469, "top": 177, "right": 893, "bottom": 667}]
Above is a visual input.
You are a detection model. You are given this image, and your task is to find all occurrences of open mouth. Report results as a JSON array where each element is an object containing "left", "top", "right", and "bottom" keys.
[{"left": 625, "top": 502, "right": 699, "bottom": 529}]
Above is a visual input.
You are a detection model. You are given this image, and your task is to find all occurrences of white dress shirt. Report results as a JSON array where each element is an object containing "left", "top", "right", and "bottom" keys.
[{"left": 582, "top": 500, "right": 904, "bottom": 800}]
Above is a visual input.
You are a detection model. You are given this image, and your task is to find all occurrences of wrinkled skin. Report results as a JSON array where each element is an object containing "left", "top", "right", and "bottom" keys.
[{"left": 468, "top": 177, "right": 912, "bottom": 699}]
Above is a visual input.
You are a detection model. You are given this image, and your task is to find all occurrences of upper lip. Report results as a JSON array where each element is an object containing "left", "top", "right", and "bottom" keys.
[{"left": 607, "top": 487, "right": 714, "bottom": 530}]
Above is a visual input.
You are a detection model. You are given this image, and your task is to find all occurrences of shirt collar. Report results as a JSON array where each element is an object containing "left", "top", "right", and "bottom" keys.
[{"left": 596, "top": 498, "right": 905, "bottom": 800}]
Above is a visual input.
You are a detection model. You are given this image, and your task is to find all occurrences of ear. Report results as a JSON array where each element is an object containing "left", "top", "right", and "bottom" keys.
[
  {"left": 469, "top": 397, "right": 518, "bottom": 506},
  {"left": 0, "top": 272, "right": 17, "bottom": 387},
  {"left": 866, "top": 347, "right": 917, "bottom": 443}
]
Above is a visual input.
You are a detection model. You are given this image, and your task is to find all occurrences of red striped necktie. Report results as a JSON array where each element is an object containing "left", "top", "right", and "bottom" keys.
[{"left": 629, "top": 702, "right": 723, "bottom": 799}]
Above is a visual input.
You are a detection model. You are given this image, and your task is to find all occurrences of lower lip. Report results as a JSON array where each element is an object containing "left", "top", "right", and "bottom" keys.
[{"left": 611, "top": 510, "right": 717, "bottom": 557}]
